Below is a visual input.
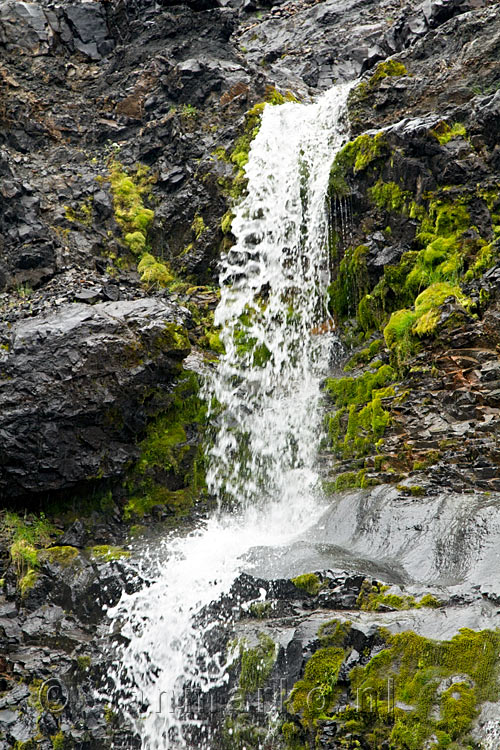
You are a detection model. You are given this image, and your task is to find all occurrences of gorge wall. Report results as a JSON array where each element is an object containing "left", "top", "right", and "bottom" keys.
[{"left": 1, "top": 0, "right": 500, "bottom": 747}]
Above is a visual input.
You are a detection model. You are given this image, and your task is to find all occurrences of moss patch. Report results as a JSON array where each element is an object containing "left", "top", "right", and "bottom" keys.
[
  {"left": 368, "top": 59, "right": 408, "bottom": 86},
  {"left": 41, "top": 546, "right": 79, "bottom": 567},
  {"left": 384, "top": 281, "right": 472, "bottom": 367},
  {"left": 430, "top": 121, "right": 467, "bottom": 145},
  {"left": 109, "top": 161, "right": 155, "bottom": 253},
  {"left": 357, "top": 580, "right": 441, "bottom": 611},
  {"left": 324, "top": 365, "right": 396, "bottom": 460},
  {"left": 137, "top": 253, "right": 174, "bottom": 288},
  {"left": 292, "top": 573, "right": 322, "bottom": 596},
  {"left": 285, "top": 624, "right": 500, "bottom": 749},
  {"left": 89, "top": 545, "right": 130, "bottom": 562},
  {"left": 329, "top": 133, "right": 388, "bottom": 197},
  {"left": 124, "top": 371, "right": 207, "bottom": 520},
  {"left": 287, "top": 646, "right": 345, "bottom": 728},
  {"left": 239, "top": 633, "right": 276, "bottom": 697},
  {"left": 349, "top": 628, "right": 500, "bottom": 748}
]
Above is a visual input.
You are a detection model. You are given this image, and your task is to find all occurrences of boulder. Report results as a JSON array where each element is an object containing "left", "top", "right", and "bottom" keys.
[{"left": 0, "top": 298, "right": 191, "bottom": 499}]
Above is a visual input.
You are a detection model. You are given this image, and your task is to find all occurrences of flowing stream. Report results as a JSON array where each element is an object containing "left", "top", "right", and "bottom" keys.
[{"left": 107, "top": 83, "right": 351, "bottom": 749}]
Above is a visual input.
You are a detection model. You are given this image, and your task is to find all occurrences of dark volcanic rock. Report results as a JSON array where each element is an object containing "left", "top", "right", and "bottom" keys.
[{"left": 0, "top": 298, "right": 190, "bottom": 499}]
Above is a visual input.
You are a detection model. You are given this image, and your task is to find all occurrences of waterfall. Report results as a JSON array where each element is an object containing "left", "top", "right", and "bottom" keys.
[{"left": 106, "top": 83, "right": 351, "bottom": 749}]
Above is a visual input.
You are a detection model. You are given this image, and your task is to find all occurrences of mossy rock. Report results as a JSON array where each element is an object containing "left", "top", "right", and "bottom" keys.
[
  {"left": 239, "top": 633, "right": 276, "bottom": 697},
  {"left": 88, "top": 545, "right": 130, "bottom": 562},
  {"left": 292, "top": 573, "right": 322, "bottom": 596},
  {"left": 41, "top": 546, "right": 79, "bottom": 567}
]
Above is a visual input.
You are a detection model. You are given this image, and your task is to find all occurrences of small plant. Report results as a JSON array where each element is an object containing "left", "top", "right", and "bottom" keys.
[
  {"left": 17, "top": 283, "right": 33, "bottom": 299},
  {"left": 10, "top": 539, "right": 38, "bottom": 577},
  {"left": 1, "top": 511, "right": 57, "bottom": 594},
  {"left": 181, "top": 103, "right": 198, "bottom": 120},
  {"left": 191, "top": 214, "right": 206, "bottom": 239}
]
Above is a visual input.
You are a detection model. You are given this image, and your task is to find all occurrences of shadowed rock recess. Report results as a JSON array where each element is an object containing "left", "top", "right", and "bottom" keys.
[{"left": 1, "top": 0, "right": 500, "bottom": 747}]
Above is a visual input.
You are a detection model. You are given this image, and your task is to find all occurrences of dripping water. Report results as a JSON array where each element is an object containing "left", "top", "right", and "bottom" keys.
[{"left": 106, "top": 83, "right": 352, "bottom": 749}]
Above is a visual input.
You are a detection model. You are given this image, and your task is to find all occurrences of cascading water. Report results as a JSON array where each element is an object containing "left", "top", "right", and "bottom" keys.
[{"left": 106, "top": 83, "right": 351, "bottom": 749}]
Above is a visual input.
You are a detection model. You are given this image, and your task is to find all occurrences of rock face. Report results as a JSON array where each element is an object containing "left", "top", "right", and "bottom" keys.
[
  {"left": 0, "top": 546, "right": 142, "bottom": 749},
  {"left": 0, "top": 298, "right": 190, "bottom": 500},
  {"left": 178, "top": 561, "right": 500, "bottom": 750},
  {"left": 1, "top": 0, "right": 500, "bottom": 747}
]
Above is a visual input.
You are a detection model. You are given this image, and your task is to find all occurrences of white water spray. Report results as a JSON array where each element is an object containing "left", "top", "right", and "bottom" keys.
[{"left": 106, "top": 83, "right": 351, "bottom": 749}]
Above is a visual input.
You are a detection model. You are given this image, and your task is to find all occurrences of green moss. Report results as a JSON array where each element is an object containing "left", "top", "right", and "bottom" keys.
[
  {"left": 137, "top": 253, "right": 174, "bottom": 287},
  {"left": 430, "top": 121, "right": 467, "bottom": 145},
  {"left": 348, "top": 627, "right": 500, "bottom": 748},
  {"left": 89, "top": 545, "right": 130, "bottom": 562},
  {"left": 413, "top": 282, "right": 471, "bottom": 332},
  {"left": 239, "top": 633, "right": 276, "bottom": 697},
  {"left": 324, "top": 469, "right": 372, "bottom": 492},
  {"left": 409, "top": 484, "right": 425, "bottom": 496},
  {"left": 340, "top": 397, "right": 391, "bottom": 458},
  {"left": 51, "top": 732, "right": 73, "bottom": 750},
  {"left": 383, "top": 308, "right": 418, "bottom": 366},
  {"left": 343, "top": 339, "right": 384, "bottom": 371},
  {"left": 104, "top": 705, "right": 118, "bottom": 725},
  {"left": 227, "top": 90, "right": 289, "bottom": 200},
  {"left": 248, "top": 601, "right": 272, "bottom": 619},
  {"left": 288, "top": 646, "right": 345, "bottom": 727},
  {"left": 328, "top": 244, "right": 370, "bottom": 320},
  {"left": 163, "top": 322, "right": 191, "bottom": 352},
  {"left": 77, "top": 655, "right": 91, "bottom": 672},
  {"left": 318, "top": 619, "right": 352, "bottom": 648},
  {"left": 384, "top": 282, "right": 471, "bottom": 367},
  {"left": 42, "top": 546, "right": 79, "bottom": 567},
  {"left": 281, "top": 721, "right": 305, "bottom": 750},
  {"left": 109, "top": 161, "right": 154, "bottom": 235},
  {"left": 369, "top": 59, "right": 407, "bottom": 85},
  {"left": 125, "top": 372, "right": 207, "bottom": 520},
  {"left": 325, "top": 364, "right": 396, "bottom": 407},
  {"left": 368, "top": 180, "right": 411, "bottom": 213},
  {"left": 403, "top": 197, "right": 471, "bottom": 298},
  {"left": 464, "top": 241, "right": 499, "bottom": 279},
  {"left": 413, "top": 449, "right": 440, "bottom": 471},
  {"left": 64, "top": 197, "right": 93, "bottom": 226},
  {"left": 107, "top": 160, "right": 175, "bottom": 285},
  {"left": 191, "top": 215, "right": 206, "bottom": 239},
  {"left": 324, "top": 365, "right": 395, "bottom": 459},
  {"left": 124, "top": 230, "right": 146, "bottom": 254},
  {"left": 221, "top": 210, "right": 235, "bottom": 235},
  {"left": 329, "top": 133, "right": 388, "bottom": 197},
  {"left": 418, "top": 594, "right": 441, "bottom": 609},
  {"left": 19, "top": 569, "right": 38, "bottom": 597},
  {"left": 206, "top": 330, "right": 225, "bottom": 354},
  {"left": 357, "top": 580, "right": 441, "bottom": 611},
  {"left": 292, "top": 573, "right": 322, "bottom": 596}
]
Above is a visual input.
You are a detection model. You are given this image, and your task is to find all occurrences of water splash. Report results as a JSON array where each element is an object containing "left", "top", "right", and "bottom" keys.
[{"left": 106, "top": 83, "right": 351, "bottom": 749}]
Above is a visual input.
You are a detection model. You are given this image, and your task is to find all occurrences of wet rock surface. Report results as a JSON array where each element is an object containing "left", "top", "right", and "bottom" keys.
[
  {"left": 0, "top": 547, "right": 141, "bottom": 749},
  {"left": 2, "top": 0, "right": 500, "bottom": 746},
  {"left": 0, "top": 298, "right": 191, "bottom": 499}
]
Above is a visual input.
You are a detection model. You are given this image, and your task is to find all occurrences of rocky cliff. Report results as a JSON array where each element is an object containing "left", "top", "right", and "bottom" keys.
[{"left": 1, "top": 0, "right": 500, "bottom": 747}]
